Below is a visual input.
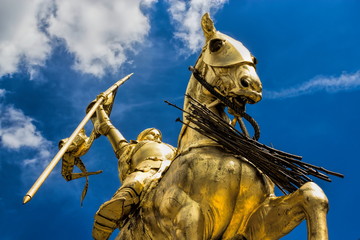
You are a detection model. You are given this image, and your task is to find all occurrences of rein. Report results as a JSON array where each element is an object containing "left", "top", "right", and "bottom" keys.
[{"left": 189, "top": 66, "right": 260, "bottom": 140}]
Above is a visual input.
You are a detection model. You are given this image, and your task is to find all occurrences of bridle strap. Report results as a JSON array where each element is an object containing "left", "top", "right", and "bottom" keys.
[{"left": 188, "top": 66, "right": 260, "bottom": 140}]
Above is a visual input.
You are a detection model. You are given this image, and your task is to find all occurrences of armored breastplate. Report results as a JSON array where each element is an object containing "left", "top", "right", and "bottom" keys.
[{"left": 131, "top": 141, "right": 174, "bottom": 169}]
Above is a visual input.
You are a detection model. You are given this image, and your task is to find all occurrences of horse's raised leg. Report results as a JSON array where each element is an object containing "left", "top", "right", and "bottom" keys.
[{"left": 243, "top": 182, "right": 328, "bottom": 240}]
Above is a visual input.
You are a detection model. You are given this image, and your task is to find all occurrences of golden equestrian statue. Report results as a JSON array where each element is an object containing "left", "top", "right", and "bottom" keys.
[
  {"left": 23, "top": 13, "right": 343, "bottom": 240},
  {"left": 88, "top": 13, "right": 341, "bottom": 240}
]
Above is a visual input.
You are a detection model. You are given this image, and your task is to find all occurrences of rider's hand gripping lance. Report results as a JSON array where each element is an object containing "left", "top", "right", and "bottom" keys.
[{"left": 23, "top": 73, "right": 133, "bottom": 204}]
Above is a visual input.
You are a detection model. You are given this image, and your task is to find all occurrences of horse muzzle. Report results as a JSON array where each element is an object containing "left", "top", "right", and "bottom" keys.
[
  {"left": 233, "top": 90, "right": 262, "bottom": 104},
  {"left": 230, "top": 76, "right": 262, "bottom": 104}
]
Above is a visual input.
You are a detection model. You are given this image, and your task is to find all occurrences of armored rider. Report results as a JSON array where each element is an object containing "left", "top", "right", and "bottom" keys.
[{"left": 91, "top": 103, "right": 176, "bottom": 240}]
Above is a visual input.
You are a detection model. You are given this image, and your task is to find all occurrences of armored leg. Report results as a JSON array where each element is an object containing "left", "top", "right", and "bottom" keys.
[{"left": 92, "top": 183, "right": 143, "bottom": 240}]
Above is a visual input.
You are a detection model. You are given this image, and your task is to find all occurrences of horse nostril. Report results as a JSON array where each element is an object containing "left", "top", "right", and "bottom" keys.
[{"left": 240, "top": 78, "right": 249, "bottom": 88}]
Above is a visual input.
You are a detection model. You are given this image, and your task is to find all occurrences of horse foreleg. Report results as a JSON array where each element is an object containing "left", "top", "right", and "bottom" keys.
[
  {"left": 301, "top": 182, "right": 329, "bottom": 240},
  {"left": 243, "top": 182, "right": 329, "bottom": 240},
  {"left": 157, "top": 186, "right": 205, "bottom": 240},
  {"left": 174, "top": 199, "right": 205, "bottom": 239}
]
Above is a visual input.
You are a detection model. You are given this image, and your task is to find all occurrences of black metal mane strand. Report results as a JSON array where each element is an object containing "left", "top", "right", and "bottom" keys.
[{"left": 165, "top": 95, "right": 344, "bottom": 194}]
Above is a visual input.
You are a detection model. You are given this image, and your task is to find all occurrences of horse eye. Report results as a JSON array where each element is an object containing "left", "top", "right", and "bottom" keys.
[
  {"left": 252, "top": 56, "right": 258, "bottom": 65},
  {"left": 209, "top": 39, "right": 225, "bottom": 52}
]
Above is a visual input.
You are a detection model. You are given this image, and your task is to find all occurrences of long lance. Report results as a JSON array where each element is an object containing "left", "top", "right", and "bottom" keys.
[{"left": 23, "top": 73, "right": 133, "bottom": 204}]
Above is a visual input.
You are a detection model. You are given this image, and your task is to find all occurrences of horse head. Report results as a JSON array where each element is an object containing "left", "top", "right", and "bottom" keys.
[
  {"left": 188, "top": 13, "right": 262, "bottom": 112},
  {"left": 179, "top": 13, "right": 263, "bottom": 149}
]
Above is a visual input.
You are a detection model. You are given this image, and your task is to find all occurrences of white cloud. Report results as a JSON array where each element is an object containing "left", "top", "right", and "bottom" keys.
[
  {"left": 0, "top": 103, "right": 52, "bottom": 173},
  {"left": 265, "top": 70, "right": 360, "bottom": 99},
  {"left": 0, "top": 0, "right": 228, "bottom": 77},
  {"left": 0, "top": 0, "right": 156, "bottom": 78},
  {"left": 0, "top": 0, "right": 51, "bottom": 77},
  {"left": 0, "top": 105, "right": 50, "bottom": 150},
  {"left": 47, "top": 0, "right": 156, "bottom": 77},
  {"left": 166, "top": 0, "right": 229, "bottom": 54},
  {"left": 142, "top": 0, "right": 159, "bottom": 7}
]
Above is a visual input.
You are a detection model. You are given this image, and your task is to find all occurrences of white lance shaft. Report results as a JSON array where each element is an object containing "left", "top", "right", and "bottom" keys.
[{"left": 23, "top": 73, "right": 133, "bottom": 204}]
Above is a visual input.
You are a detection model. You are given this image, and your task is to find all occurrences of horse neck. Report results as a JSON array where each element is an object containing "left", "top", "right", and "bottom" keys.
[{"left": 177, "top": 61, "right": 227, "bottom": 152}]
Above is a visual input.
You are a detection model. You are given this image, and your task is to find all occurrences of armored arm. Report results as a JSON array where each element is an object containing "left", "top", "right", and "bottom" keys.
[{"left": 95, "top": 105, "right": 129, "bottom": 158}]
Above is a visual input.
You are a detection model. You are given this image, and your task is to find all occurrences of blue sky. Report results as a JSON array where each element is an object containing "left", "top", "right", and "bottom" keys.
[{"left": 0, "top": 0, "right": 359, "bottom": 239}]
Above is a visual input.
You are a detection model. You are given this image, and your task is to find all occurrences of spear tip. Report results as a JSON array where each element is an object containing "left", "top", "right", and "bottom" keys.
[{"left": 23, "top": 195, "right": 32, "bottom": 205}]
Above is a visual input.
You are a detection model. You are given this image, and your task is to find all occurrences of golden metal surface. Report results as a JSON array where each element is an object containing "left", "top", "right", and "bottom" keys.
[
  {"left": 59, "top": 128, "right": 103, "bottom": 205},
  {"left": 23, "top": 73, "right": 133, "bottom": 204},
  {"left": 94, "top": 13, "right": 328, "bottom": 240},
  {"left": 91, "top": 105, "right": 176, "bottom": 239}
]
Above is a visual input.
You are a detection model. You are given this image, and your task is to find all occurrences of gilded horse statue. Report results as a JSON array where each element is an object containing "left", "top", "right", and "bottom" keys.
[{"left": 114, "top": 13, "right": 329, "bottom": 240}]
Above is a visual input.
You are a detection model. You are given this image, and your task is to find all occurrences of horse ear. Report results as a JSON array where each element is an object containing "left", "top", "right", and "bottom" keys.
[{"left": 201, "top": 13, "right": 216, "bottom": 41}]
